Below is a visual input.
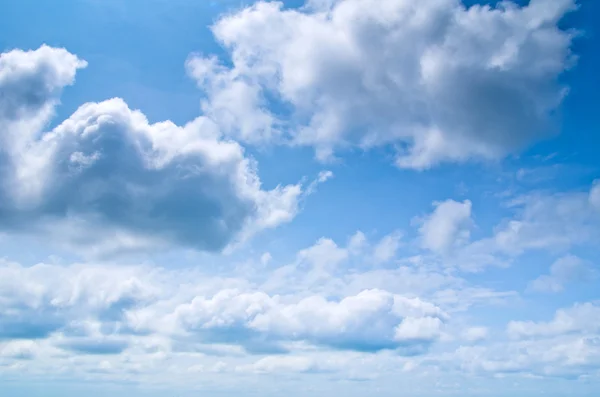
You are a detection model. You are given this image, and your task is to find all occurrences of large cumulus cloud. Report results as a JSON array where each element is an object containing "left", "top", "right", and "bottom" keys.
[
  {"left": 189, "top": 0, "right": 577, "bottom": 168},
  {"left": 0, "top": 46, "right": 311, "bottom": 254}
]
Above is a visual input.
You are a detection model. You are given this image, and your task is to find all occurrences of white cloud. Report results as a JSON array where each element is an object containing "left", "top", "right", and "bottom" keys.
[
  {"left": 528, "top": 255, "right": 595, "bottom": 293},
  {"left": 0, "top": 46, "right": 315, "bottom": 255},
  {"left": 238, "top": 356, "right": 325, "bottom": 374},
  {"left": 260, "top": 252, "right": 273, "bottom": 266},
  {"left": 394, "top": 316, "right": 443, "bottom": 342},
  {"left": 191, "top": 0, "right": 577, "bottom": 168},
  {"left": 163, "top": 288, "right": 446, "bottom": 353},
  {"left": 0, "top": 257, "right": 448, "bottom": 360},
  {"left": 507, "top": 302, "right": 600, "bottom": 339},
  {"left": 426, "top": 181, "right": 600, "bottom": 271},
  {"left": 419, "top": 199, "right": 473, "bottom": 254},
  {"left": 492, "top": 186, "right": 600, "bottom": 255},
  {"left": 0, "top": 340, "right": 38, "bottom": 360},
  {"left": 373, "top": 232, "right": 402, "bottom": 263},
  {"left": 463, "top": 326, "right": 489, "bottom": 342},
  {"left": 450, "top": 335, "right": 600, "bottom": 379},
  {"left": 297, "top": 237, "right": 349, "bottom": 270}
]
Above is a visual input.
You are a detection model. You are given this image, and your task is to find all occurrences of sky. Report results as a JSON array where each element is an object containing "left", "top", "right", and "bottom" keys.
[{"left": 0, "top": 0, "right": 599, "bottom": 396}]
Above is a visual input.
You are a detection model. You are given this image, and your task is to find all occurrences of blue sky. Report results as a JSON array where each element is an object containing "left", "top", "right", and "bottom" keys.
[{"left": 0, "top": 0, "right": 599, "bottom": 396}]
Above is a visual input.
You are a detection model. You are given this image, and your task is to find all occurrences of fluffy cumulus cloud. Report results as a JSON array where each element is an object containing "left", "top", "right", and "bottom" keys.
[
  {"left": 0, "top": 46, "right": 318, "bottom": 254},
  {"left": 189, "top": 0, "right": 577, "bottom": 167},
  {"left": 135, "top": 289, "right": 447, "bottom": 354}
]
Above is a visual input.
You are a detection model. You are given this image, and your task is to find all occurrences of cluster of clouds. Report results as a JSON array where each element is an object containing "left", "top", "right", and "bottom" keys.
[
  {"left": 0, "top": 239, "right": 452, "bottom": 355},
  {"left": 0, "top": 0, "right": 584, "bottom": 256},
  {"left": 0, "top": 253, "right": 451, "bottom": 382},
  {"left": 190, "top": 0, "right": 577, "bottom": 167},
  {"left": 1, "top": 180, "right": 599, "bottom": 380},
  {"left": 448, "top": 302, "right": 600, "bottom": 379},
  {"left": 0, "top": 228, "right": 598, "bottom": 382},
  {"left": 1, "top": 0, "right": 599, "bottom": 390},
  {"left": 413, "top": 180, "right": 600, "bottom": 272}
]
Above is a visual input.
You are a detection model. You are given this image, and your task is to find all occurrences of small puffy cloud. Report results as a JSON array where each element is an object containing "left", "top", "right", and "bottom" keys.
[
  {"left": 191, "top": 0, "right": 577, "bottom": 167},
  {"left": 528, "top": 255, "right": 595, "bottom": 293},
  {"left": 0, "top": 45, "right": 86, "bottom": 122},
  {"left": 507, "top": 302, "right": 600, "bottom": 339},
  {"left": 419, "top": 200, "right": 473, "bottom": 254},
  {"left": 260, "top": 252, "right": 273, "bottom": 266},
  {"left": 0, "top": 46, "right": 312, "bottom": 255},
  {"left": 296, "top": 237, "right": 349, "bottom": 271},
  {"left": 347, "top": 231, "right": 367, "bottom": 254},
  {"left": 373, "top": 232, "right": 402, "bottom": 263},
  {"left": 462, "top": 326, "right": 489, "bottom": 342}
]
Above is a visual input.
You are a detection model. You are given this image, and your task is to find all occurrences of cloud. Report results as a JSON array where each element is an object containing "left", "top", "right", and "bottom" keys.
[
  {"left": 0, "top": 45, "right": 314, "bottom": 255},
  {"left": 492, "top": 185, "right": 600, "bottom": 255},
  {"left": 528, "top": 255, "right": 595, "bottom": 293},
  {"left": 190, "top": 0, "right": 577, "bottom": 168},
  {"left": 507, "top": 302, "right": 600, "bottom": 339},
  {"left": 0, "top": 259, "right": 159, "bottom": 342},
  {"left": 462, "top": 326, "right": 489, "bottom": 342},
  {"left": 450, "top": 301, "right": 600, "bottom": 378},
  {"left": 418, "top": 199, "right": 473, "bottom": 254},
  {"left": 451, "top": 335, "right": 600, "bottom": 379},
  {"left": 0, "top": 340, "right": 37, "bottom": 360},
  {"left": 0, "top": 258, "right": 447, "bottom": 359},
  {"left": 0, "top": 45, "right": 86, "bottom": 122},
  {"left": 238, "top": 356, "right": 327, "bottom": 374},
  {"left": 373, "top": 232, "right": 402, "bottom": 263},
  {"left": 160, "top": 288, "right": 447, "bottom": 353},
  {"left": 426, "top": 181, "right": 600, "bottom": 271}
]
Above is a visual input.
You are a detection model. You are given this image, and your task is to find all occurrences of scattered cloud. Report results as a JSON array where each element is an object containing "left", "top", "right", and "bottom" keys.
[
  {"left": 507, "top": 302, "right": 600, "bottom": 339},
  {"left": 418, "top": 199, "right": 473, "bottom": 254},
  {"left": 528, "top": 255, "right": 596, "bottom": 293},
  {"left": 463, "top": 326, "right": 489, "bottom": 343}
]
